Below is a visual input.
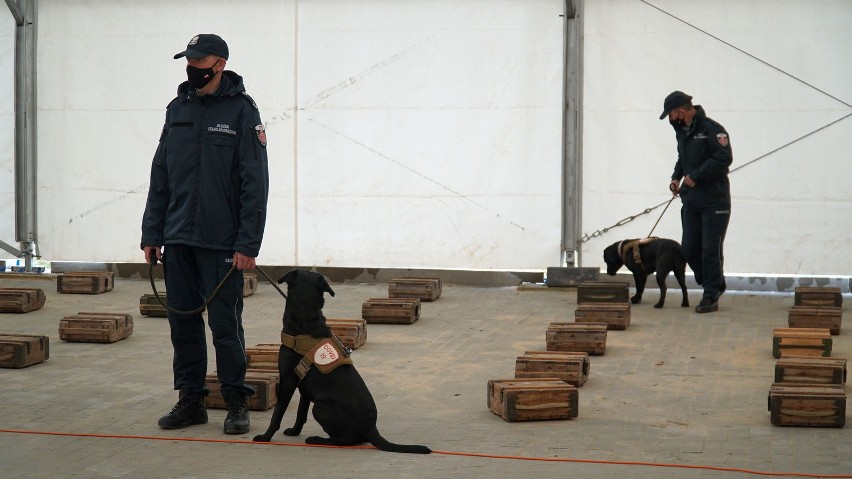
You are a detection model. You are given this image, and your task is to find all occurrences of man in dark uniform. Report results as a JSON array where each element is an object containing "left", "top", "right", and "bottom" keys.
[
  {"left": 141, "top": 33, "right": 269, "bottom": 434},
  {"left": 660, "top": 91, "right": 731, "bottom": 313}
]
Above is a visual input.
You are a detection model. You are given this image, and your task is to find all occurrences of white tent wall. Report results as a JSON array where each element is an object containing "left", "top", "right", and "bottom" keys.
[
  {"left": 0, "top": 12, "right": 14, "bottom": 252},
  {"left": 1, "top": 0, "right": 850, "bottom": 277},
  {"left": 580, "top": 0, "right": 852, "bottom": 276},
  {"left": 3, "top": 0, "right": 564, "bottom": 270}
]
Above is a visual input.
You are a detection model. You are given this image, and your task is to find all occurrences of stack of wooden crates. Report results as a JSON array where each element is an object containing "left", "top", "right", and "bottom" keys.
[
  {"left": 361, "top": 277, "right": 442, "bottom": 325},
  {"left": 769, "top": 286, "right": 846, "bottom": 427}
]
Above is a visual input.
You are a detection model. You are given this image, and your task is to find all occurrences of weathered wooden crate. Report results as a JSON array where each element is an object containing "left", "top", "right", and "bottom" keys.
[
  {"left": 56, "top": 271, "right": 114, "bottom": 294},
  {"left": 788, "top": 306, "right": 842, "bottom": 335},
  {"left": 246, "top": 343, "right": 280, "bottom": 370},
  {"left": 205, "top": 369, "right": 279, "bottom": 411},
  {"left": 0, "top": 334, "right": 49, "bottom": 368},
  {"left": 768, "top": 384, "right": 846, "bottom": 427},
  {"left": 515, "top": 351, "right": 590, "bottom": 387},
  {"left": 139, "top": 294, "right": 168, "bottom": 317},
  {"left": 487, "top": 378, "right": 578, "bottom": 422},
  {"left": 361, "top": 298, "right": 421, "bottom": 324},
  {"left": 388, "top": 277, "right": 442, "bottom": 302},
  {"left": 772, "top": 328, "right": 832, "bottom": 358},
  {"left": 794, "top": 287, "right": 842, "bottom": 308},
  {"left": 546, "top": 322, "right": 607, "bottom": 355},
  {"left": 326, "top": 318, "right": 367, "bottom": 350},
  {"left": 59, "top": 312, "right": 133, "bottom": 343},
  {"left": 575, "top": 303, "right": 630, "bottom": 330},
  {"left": 576, "top": 281, "right": 630, "bottom": 304},
  {"left": 774, "top": 357, "right": 847, "bottom": 386},
  {"left": 0, "top": 288, "right": 46, "bottom": 313},
  {"left": 243, "top": 272, "right": 258, "bottom": 297}
]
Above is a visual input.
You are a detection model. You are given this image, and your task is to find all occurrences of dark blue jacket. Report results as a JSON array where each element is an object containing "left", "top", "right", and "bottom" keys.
[
  {"left": 141, "top": 71, "right": 269, "bottom": 257},
  {"left": 671, "top": 105, "right": 732, "bottom": 210}
]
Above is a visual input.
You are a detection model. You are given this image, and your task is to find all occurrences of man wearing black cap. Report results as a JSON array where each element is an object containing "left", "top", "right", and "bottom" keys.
[
  {"left": 660, "top": 91, "right": 731, "bottom": 313},
  {"left": 141, "top": 34, "right": 269, "bottom": 434}
]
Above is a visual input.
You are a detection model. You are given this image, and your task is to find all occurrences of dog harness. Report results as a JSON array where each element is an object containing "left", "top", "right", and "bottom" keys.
[
  {"left": 617, "top": 237, "right": 658, "bottom": 274},
  {"left": 281, "top": 333, "right": 352, "bottom": 382}
]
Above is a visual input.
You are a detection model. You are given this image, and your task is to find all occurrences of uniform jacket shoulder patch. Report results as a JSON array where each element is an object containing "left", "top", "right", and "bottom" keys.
[
  {"left": 255, "top": 124, "right": 267, "bottom": 147},
  {"left": 716, "top": 132, "right": 729, "bottom": 147}
]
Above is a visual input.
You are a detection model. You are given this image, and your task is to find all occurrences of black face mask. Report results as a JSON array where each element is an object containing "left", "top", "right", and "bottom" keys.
[
  {"left": 669, "top": 119, "right": 687, "bottom": 129},
  {"left": 186, "top": 60, "right": 218, "bottom": 90}
]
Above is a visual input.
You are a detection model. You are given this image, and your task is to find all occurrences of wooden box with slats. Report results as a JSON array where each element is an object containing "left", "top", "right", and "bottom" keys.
[
  {"left": 768, "top": 384, "right": 845, "bottom": 427},
  {"left": 794, "top": 287, "right": 842, "bottom": 308},
  {"left": 546, "top": 323, "right": 607, "bottom": 355},
  {"left": 574, "top": 303, "right": 630, "bottom": 330},
  {"left": 515, "top": 351, "right": 590, "bottom": 387},
  {"left": 487, "top": 378, "right": 578, "bottom": 422},
  {"left": 326, "top": 318, "right": 367, "bottom": 350},
  {"left": 139, "top": 294, "right": 168, "bottom": 317},
  {"left": 788, "top": 306, "right": 842, "bottom": 335},
  {"left": 772, "top": 328, "right": 832, "bottom": 358},
  {"left": 361, "top": 298, "right": 421, "bottom": 324},
  {"left": 59, "top": 312, "right": 133, "bottom": 343},
  {"left": 388, "top": 277, "right": 442, "bottom": 302},
  {"left": 243, "top": 272, "right": 258, "bottom": 297},
  {"left": 56, "top": 271, "right": 114, "bottom": 294},
  {"left": 0, "top": 288, "right": 46, "bottom": 313},
  {"left": 576, "top": 281, "right": 630, "bottom": 304},
  {"left": 0, "top": 334, "right": 49, "bottom": 368},
  {"left": 774, "top": 357, "right": 846, "bottom": 386},
  {"left": 246, "top": 343, "right": 280, "bottom": 370},
  {"left": 205, "top": 369, "right": 279, "bottom": 411}
]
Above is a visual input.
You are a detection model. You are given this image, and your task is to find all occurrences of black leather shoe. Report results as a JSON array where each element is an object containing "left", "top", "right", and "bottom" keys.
[
  {"left": 158, "top": 388, "right": 208, "bottom": 429},
  {"left": 224, "top": 392, "right": 250, "bottom": 434},
  {"left": 695, "top": 298, "right": 719, "bottom": 313}
]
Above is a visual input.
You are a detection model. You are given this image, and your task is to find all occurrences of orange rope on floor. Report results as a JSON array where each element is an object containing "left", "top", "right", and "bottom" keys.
[{"left": 0, "top": 428, "right": 849, "bottom": 478}]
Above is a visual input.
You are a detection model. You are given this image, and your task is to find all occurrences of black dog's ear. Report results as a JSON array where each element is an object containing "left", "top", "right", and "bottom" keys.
[
  {"left": 278, "top": 268, "right": 298, "bottom": 285},
  {"left": 317, "top": 274, "right": 335, "bottom": 297}
]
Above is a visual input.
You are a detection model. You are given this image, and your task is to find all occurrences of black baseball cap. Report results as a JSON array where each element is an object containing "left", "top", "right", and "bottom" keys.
[
  {"left": 659, "top": 91, "right": 693, "bottom": 119},
  {"left": 174, "top": 34, "right": 229, "bottom": 60}
]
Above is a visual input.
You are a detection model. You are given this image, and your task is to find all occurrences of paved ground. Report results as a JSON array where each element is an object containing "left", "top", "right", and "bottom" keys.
[{"left": 0, "top": 273, "right": 849, "bottom": 479}]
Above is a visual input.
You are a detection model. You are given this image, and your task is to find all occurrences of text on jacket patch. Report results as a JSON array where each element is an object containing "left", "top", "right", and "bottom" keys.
[{"left": 208, "top": 124, "right": 236, "bottom": 135}]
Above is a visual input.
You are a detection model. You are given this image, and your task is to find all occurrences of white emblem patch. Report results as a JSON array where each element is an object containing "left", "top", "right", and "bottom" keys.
[
  {"left": 313, "top": 342, "right": 339, "bottom": 366},
  {"left": 717, "top": 133, "right": 729, "bottom": 147},
  {"left": 189, "top": 35, "right": 199, "bottom": 45}
]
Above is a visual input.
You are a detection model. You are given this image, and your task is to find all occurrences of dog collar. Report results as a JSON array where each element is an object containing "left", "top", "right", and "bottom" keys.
[{"left": 280, "top": 333, "right": 324, "bottom": 355}]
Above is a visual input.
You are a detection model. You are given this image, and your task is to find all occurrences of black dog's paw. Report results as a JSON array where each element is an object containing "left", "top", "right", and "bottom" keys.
[
  {"left": 631, "top": 296, "right": 642, "bottom": 304},
  {"left": 654, "top": 302, "right": 664, "bottom": 309},
  {"left": 253, "top": 434, "right": 272, "bottom": 442},
  {"left": 283, "top": 427, "right": 301, "bottom": 436},
  {"left": 681, "top": 301, "right": 689, "bottom": 308}
]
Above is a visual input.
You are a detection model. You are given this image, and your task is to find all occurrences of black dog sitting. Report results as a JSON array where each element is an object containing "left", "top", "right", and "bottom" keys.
[
  {"left": 602, "top": 238, "right": 689, "bottom": 308},
  {"left": 252, "top": 269, "right": 431, "bottom": 454}
]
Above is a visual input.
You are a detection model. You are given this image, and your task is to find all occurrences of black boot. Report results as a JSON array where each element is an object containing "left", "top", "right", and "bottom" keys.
[
  {"left": 224, "top": 391, "right": 250, "bottom": 435},
  {"left": 158, "top": 387, "right": 208, "bottom": 429}
]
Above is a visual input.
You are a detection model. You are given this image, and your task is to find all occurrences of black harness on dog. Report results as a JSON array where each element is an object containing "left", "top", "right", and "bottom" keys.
[
  {"left": 617, "top": 237, "right": 658, "bottom": 275},
  {"left": 281, "top": 333, "right": 352, "bottom": 383}
]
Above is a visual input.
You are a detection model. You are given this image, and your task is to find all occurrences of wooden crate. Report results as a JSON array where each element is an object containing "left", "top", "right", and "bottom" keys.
[
  {"left": 788, "top": 306, "right": 842, "bottom": 335},
  {"left": 246, "top": 343, "right": 280, "bottom": 370},
  {"left": 515, "top": 351, "right": 590, "bottom": 387},
  {"left": 546, "top": 323, "right": 607, "bottom": 355},
  {"left": 794, "top": 287, "right": 842, "bottom": 307},
  {"left": 326, "top": 318, "right": 367, "bottom": 350},
  {"left": 388, "top": 277, "right": 442, "bottom": 302},
  {"left": 768, "top": 384, "right": 846, "bottom": 427},
  {"left": 205, "top": 369, "right": 279, "bottom": 411},
  {"left": 774, "top": 357, "right": 847, "bottom": 385},
  {"left": 243, "top": 272, "right": 258, "bottom": 297},
  {"left": 0, "top": 288, "right": 46, "bottom": 313},
  {"left": 487, "top": 378, "right": 578, "bottom": 422},
  {"left": 772, "top": 328, "right": 832, "bottom": 358},
  {"left": 575, "top": 303, "right": 630, "bottom": 330},
  {"left": 0, "top": 334, "right": 49, "bottom": 368},
  {"left": 59, "top": 312, "right": 134, "bottom": 343},
  {"left": 56, "top": 271, "right": 114, "bottom": 294},
  {"left": 139, "top": 294, "right": 168, "bottom": 317},
  {"left": 576, "top": 281, "right": 630, "bottom": 304},
  {"left": 361, "top": 298, "right": 421, "bottom": 324}
]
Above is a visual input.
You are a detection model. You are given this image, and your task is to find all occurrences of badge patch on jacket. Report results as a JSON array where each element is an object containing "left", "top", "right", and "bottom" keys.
[
  {"left": 255, "top": 124, "right": 267, "bottom": 147},
  {"left": 716, "top": 133, "right": 729, "bottom": 147}
]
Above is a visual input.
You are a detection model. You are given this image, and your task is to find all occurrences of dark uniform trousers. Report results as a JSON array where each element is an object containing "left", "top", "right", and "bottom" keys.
[
  {"left": 163, "top": 244, "right": 254, "bottom": 400},
  {"left": 681, "top": 204, "right": 730, "bottom": 301}
]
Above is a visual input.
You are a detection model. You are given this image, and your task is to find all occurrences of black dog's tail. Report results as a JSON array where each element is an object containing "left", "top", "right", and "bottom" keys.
[{"left": 366, "top": 427, "right": 431, "bottom": 454}]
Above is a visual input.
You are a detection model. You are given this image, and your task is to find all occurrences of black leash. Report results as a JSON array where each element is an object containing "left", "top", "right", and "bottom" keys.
[
  {"left": 148, "top": 258, "right": 287, "bottom": 315},
  {"left": 646, "top": 183, "right": 679, "bottom": 238}
]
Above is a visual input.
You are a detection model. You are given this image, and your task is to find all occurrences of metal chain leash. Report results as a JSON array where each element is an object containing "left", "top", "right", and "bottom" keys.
[{"left": 577, "top": 197, "right": 673, "bottom": 246}]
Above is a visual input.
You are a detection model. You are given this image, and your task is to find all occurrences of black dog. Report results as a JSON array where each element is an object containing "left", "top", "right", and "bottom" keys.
[
  {"left": 252, "top": 269, "right": 431, "bottom": 454},
  {"left": 602, "top": 238, "right": 689, "bottom": 308}
]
